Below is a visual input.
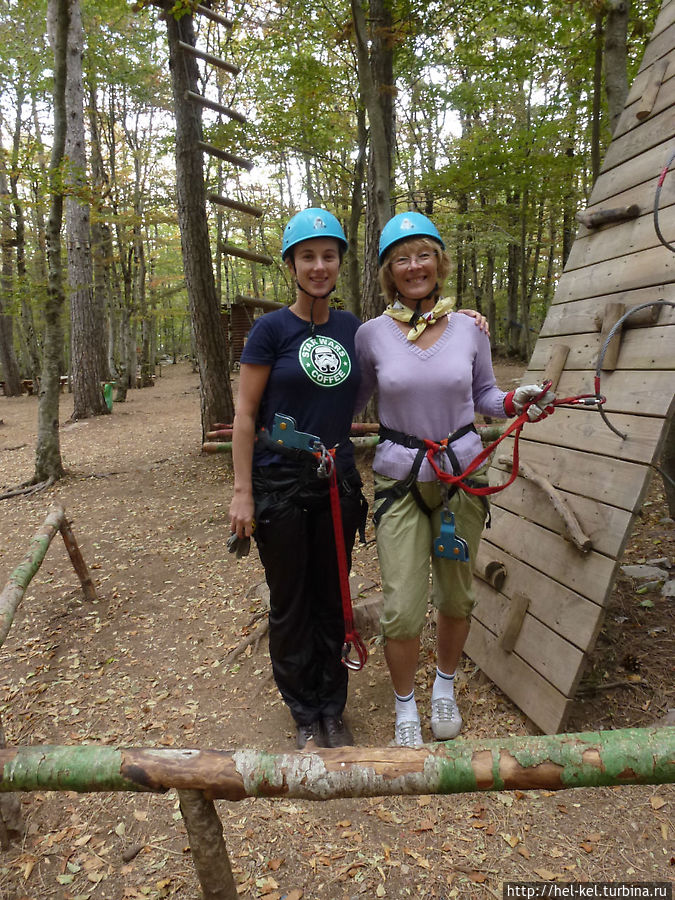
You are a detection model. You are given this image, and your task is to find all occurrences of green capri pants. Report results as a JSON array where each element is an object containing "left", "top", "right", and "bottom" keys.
[{"left": 374, "top": 472, "right": 489, "bottom": 641}]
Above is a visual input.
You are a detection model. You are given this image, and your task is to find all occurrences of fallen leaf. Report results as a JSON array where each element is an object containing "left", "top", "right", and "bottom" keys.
[
  {"left": 650, "top": 796, "right": 666, "bottom": 810},
  {"left": 534, "top": 868, "right": 559, "bottom": 880}
]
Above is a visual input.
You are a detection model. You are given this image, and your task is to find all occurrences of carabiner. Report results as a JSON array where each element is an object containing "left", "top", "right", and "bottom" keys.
[
  {"left": 316, "top": 444, "right": 333, "bottom": 479},
  {"left": 342, "top": 637, "right": 368, "bottom": 671}
]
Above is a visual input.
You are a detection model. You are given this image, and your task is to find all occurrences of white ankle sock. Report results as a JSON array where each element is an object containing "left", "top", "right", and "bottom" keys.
[
  {"left": 394, "top": 689, "right": 419, "bottom": 723},
  {"left": 432, "top": 668, "right": 456, "bottom": 702}
]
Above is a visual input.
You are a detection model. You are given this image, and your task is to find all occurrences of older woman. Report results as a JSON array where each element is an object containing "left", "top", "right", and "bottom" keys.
[{"left": 355, "top": 212, "right": 554, "bottom": 747}]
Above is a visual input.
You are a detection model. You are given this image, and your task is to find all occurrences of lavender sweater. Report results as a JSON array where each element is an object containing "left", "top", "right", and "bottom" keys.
[{"left": 354, "top": 312, "right": 509, "bottom": 482}]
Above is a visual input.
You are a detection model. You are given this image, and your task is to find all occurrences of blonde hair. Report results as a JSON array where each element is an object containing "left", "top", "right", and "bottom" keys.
[{"left": 378, "top": 237, "right": 451, "bottom": 304}]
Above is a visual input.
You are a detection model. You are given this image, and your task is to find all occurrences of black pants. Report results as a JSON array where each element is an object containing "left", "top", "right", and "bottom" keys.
[{"left": 253, "top": 464, "right": 366, "bottom": 726}]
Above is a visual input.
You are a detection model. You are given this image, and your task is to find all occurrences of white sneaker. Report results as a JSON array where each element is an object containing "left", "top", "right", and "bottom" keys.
[
  {"left": 394, "top": 718, "right": 423, "bottom": 748},
  {"left": 430, "top": 696, "right": 462, "bottom": 740}
]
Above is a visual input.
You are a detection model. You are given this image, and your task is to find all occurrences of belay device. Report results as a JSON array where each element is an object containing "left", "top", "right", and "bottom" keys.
[{"left": 433, "top": 510, "right": 470, "bottom": 561}]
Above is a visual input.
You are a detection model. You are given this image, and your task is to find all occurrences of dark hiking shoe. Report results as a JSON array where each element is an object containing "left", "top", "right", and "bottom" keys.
[
  {"left": 296, "top": 722, "right": 321, "bottom": 750},
  {"left": 321, "top": 716, "right": 353, "bottom": 748}
]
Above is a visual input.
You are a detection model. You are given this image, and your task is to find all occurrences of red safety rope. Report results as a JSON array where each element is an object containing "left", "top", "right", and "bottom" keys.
[
  {"left": 324, "top": 449, "right": 368, "bottom": 671},
  {"left": 423, "top": 384, "right": 604, "bottom": 497}
]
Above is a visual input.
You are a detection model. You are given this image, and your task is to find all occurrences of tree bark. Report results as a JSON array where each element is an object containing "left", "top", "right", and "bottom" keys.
[
  {"left": 35, "top": 0, "right": 70, "bottom": 484},
  {"left": 604, "top": 0, "right": 629, "bottom": 134},
  {"left": 66, "top": 0, "right": 108, "bottom": 420},
  {"left": 164, "top": 7, "right": 234, "bottom": 440},
  {"left": 591, "top": 10, "right": 604, "bottom": 185},
  {"left": 351, "top": 0, "right": 395, "bottom": 323},
  {"left": 0, "top": 141, "right": 22, "bottom": 396},
  {"left": 178, "top": 790, "right": 237, "bottom": 900},
  {"left": 0, "top": 728, "right": 672, "bottom": 798}
]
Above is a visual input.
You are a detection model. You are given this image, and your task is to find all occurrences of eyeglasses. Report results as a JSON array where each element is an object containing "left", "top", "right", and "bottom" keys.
[{"left": 390, "top": 251, "right": 434, "bottom": 270}]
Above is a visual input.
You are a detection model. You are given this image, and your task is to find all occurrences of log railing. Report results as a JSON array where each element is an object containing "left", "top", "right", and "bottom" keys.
[{"left": 0, "top": 728, "right": 673, "bottom": 900}]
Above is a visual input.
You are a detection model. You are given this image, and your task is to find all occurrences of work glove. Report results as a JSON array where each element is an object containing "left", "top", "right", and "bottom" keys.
[
  {"left": 504, "top": 384, "right": 556, "bottom": 422},
  {"left": 227, "top": 532, "right": 251, "bottom": 559}
]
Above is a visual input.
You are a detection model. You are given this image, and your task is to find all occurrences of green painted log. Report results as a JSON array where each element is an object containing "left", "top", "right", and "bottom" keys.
[
  {"left": 0, "top": 503, "right": 65, "bottom": 648},
  {"left": 0, "top": 728, "right": 672, "bottom": 800}
]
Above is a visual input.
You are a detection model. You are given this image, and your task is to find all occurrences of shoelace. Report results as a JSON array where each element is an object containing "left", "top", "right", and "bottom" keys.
[
  {"left": 431, "top": 696, "right": 460, "bottom": 721},
  {"left": 396, "top": 719, "right": 423, "bottom": 748}
]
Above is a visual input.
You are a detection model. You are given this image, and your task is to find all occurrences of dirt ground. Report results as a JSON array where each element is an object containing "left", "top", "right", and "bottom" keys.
[{"left": 0, "top": 361, "right": 672, "bottom": 900}]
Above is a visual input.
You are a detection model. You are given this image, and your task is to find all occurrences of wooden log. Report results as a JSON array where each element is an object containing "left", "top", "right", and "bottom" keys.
[
  {"left": 206, "top": 428, "right": 233, "bottom": 440},
  {"left": 497, "top": 455, "right": 593, "bottom": 552},
  {"left": 499, "top": 593, "right": 530, "bottom": 652},
  {"left": 219, "top": 242, "right": 273, "bottom": 265},
  {"left": 177, "top": 790, "right": 237, "bottom": 900},
  {"left": 207, "top": 193, "right": 263, "bottom": 218},
  {"left": 542, "top": 343, "right": 569, "bottom": 391},
  {"left": 59, "top": 516, "right": 98, "bottom": 602},
  {"left": 195, "top": 4, "right": 233, "bottom": 28},
  {"left": 599, "top": 301, "right": 626, "bottom": 371},
  {"left": 636, "top": 59, "right": 669, "bottom": 121},
  {"left": 185, "top": 91, "right": 246, "bottom": 124},
  {"left": 233, "top": 294, "right": 284, "bottom": 311},
  {"left": 575, "top": 204, "right": 640, "bottom": 229},
  {"left": 177, "top": 40, "right": 240, "bottom": 75},
  {"left": 0, "top": 504, "right": 66, "bottom": 648},
  {"left": 594, "top": 303, "right": 662, "bottom": 330},
  {"left": 197, "top": 141, "right": 253, "bottom": 172},
  {"left": 0, "top": 729, "right": 673, "bottom": 798}
]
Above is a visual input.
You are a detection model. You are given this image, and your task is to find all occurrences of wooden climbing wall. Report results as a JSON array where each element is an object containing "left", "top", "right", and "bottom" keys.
[{"left": 465, "top": 0, "right": 675, "bottom": 734}]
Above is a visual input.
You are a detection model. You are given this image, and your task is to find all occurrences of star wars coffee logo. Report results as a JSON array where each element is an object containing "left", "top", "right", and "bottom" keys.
[{"left": 299, "top": 335, "right": 351, "bottom": 387}]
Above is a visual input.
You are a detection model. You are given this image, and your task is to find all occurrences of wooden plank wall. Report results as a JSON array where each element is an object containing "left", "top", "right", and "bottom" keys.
[{"left": 465, "top": 0, "right": 675, "bottom": 734}]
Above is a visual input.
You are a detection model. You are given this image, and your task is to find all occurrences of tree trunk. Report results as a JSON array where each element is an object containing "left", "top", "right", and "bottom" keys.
[
  {"left": 164, "top": 7, "right": 234, "bottom": 439},
  {"left": 0, "top": 143, "right": 22, "bottom": 396},
  {"left": 66, "top": 0, "right": 108, "bottom": 420},
  {"left": 87, "top": 81, "right": 112, "bottom": 383},
  {"left": 604, "top": 0, "right": 629, "bottom": 134},
  {"left": 591, "top": 10, "right": 604, "bottom": 185},
  {"left": 351, "top": 0, "right": 395, "bottom": 324},
  {"left": 35, "top": 0, "right": 69, "bottom": 484},
  {"left": 345, "top": 106, "right": 367, "bottom": 318}
]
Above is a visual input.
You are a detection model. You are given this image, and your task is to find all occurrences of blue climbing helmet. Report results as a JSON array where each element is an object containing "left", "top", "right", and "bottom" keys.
[
  {"left": 378, "top": 212, "right": 445, "bottom": 264},
  {"left": 281, "top": 208, "right": 348, "bottom": 261}
]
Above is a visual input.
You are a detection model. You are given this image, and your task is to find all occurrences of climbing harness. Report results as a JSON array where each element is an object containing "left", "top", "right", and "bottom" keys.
[
  {"left": 258, "top": 413, "right": 368, "bottom": 671},
  {"left": 376, "top": 384, "right": 608, "bottom": 559}
]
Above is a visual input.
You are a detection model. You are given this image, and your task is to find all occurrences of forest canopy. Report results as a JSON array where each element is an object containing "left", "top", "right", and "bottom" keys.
[{"left": 0, "top": 0, "right": 658, "bottom": 394}]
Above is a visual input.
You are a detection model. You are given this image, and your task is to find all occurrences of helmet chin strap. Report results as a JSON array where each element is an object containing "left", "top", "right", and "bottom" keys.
[
  {"left": 292, "top": 263, "right": 337, "bottom": 335},
  {"left": 397, "top": 282, "right": 440, "bottom": 328}
]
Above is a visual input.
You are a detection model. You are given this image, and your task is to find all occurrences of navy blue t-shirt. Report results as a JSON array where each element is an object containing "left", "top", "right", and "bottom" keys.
[{"left": 241, "top": 306, "right": 361, "bottom": 471}]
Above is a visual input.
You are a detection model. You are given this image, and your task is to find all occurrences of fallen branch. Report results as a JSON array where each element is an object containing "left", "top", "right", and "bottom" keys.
[
  {"left": 577, "top": 679, "right": 649, "bottom": 696},
  {"left": 497, "top": 455, "right": 592, "bottom": 552}
]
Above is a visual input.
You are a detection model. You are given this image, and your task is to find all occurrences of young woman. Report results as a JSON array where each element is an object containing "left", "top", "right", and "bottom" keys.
[
  {"left": 355, "top": 211, "right": 554, "bottom": 747},
  {"left": 228, "top": 208, "right": 367, "bottom": 750}
]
